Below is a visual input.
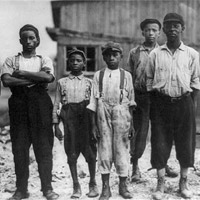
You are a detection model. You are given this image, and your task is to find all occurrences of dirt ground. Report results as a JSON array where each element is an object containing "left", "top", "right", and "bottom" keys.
[{"left": 1, "top": 89, "right": 200, "bottom": 200}]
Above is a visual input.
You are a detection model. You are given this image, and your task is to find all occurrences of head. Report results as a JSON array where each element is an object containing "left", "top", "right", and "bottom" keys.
[
  {"left": 140, "top": 19, "right": 161, "bottom": 44},
  {"left": 67, "top": 48, "right": 86, "bottom": 75},
  {"left": 163, "top": 13, "right": 185, "bottom": 42},
  {"left": 101, "top": 41, "right": 123, "bottom": 70},
  {"left": 19, "top": 24, "right": 40, "bottom": 53}
]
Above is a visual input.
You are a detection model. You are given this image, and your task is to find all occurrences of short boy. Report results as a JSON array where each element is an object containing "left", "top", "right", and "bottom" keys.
[
  {"left": 87, "top": 41, "right": 136, "bottom": 200},
  {"left": 128, "top": 18, "right": 177, "bottom": 182},
  {"left": 52, "top": 48, "right": 99, "bottom": 199},
  {"left": 1, "top": 24, "right": 58, "bottom": 200}
]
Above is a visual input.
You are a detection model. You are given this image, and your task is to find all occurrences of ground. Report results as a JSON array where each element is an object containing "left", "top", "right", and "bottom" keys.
[{"left": 1, "top": 89, "right": 200, "bottom": 200}]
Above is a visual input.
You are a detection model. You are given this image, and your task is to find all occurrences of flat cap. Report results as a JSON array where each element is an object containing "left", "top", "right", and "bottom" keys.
[
  {"left": 101, "top": 41, "right": 123, "bottom": 55},
  {"left": 67, "top": 48, "right": 87, "bottom": 61},
  {"left": 140, "top": 19, "right": 161, "bottom": 30},
  {"left": 163, "top": 13, "right": 184, "bottom": 26},
  {"left": 19, "top": 24, "right": 40, "bottom": 39}
]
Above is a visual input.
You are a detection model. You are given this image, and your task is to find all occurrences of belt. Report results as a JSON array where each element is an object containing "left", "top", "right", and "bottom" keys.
[{"left": 156, "top": 92, "right": 190, "bottom": 103}]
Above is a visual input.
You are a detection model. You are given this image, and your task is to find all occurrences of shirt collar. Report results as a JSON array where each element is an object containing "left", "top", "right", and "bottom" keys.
[
  {"left": 161, "top": 41, "right": 185, "bottom": 51},
  {"left": 69, "top": 73, "right": 84, "bottom": 80},
  {"left": 105, "top": 67, "right": 120, "bottom": 74},
  {"left": 17, "top": 52, "right": 41, "bottom": 57},
  {"left": 140, "top": 43, "right": 159, "bottom": 51}
]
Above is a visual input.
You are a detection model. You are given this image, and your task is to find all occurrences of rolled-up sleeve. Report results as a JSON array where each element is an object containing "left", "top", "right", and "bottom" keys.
[
  {"left": 41, "top": 57, "right": 55, "bottom": 78},
  {"left": 1, "top": 57, "right": 14, "bottom": 78}
]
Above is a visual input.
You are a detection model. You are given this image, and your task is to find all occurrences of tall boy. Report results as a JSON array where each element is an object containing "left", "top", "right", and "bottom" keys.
[
  {"left": 52, "top": 48, "right": 99, "bottom": 199},
  {"left": 146, "top": 13, "right": 200, "bottom": 199},
  {"left": 128, "top": 18, "right": 177, "bottom": 182},
  {"left": 1, "top": 24, "right": 59, "bottom": 200},
  {"left": 87, "top": 41, "right": 136, "bottom": 200}
]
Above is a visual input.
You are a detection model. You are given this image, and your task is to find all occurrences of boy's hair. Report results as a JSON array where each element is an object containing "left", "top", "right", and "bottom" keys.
[
  {"left": 101, "top": 41, "right": 123, "bottom": 55},
  {"left": 67, "top": 48, "right": 87, "bottom": 62},
  {"left": 19, "top": 24, "right": 40, "bottom": 46},
  {"left": 140, "top": 19, "right": 161, "bottom": 30}
]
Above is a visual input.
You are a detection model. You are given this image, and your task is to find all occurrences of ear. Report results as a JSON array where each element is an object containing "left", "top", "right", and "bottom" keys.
[
  {"left": 19, "top": 38, "right": 23, "bottom": 45},
  {"left": 162, "top": 27, "right": 166, "bottom": 34},
  {"left": 142, "top": 31, "right": 145, "bottom": 37},
  {"left": 181, "top": 25, "right": 185, "bottom": 32},
  {"left": 120, "top": 54, "right": 123, "bottom": 59}
]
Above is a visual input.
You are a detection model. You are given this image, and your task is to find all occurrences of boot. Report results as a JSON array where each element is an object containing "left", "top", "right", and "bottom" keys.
[
  {"left": 8, "top": 190, "right": 29, "bottom": 200},
  {"left": 165, "top": 165, "right": 178, "bottom": 178},
  {"left": 152, "top": 176, "right": 165, "bottom": 200},
  {"left": 131, "top": 162, "right": 141, "bottom": 182},
  {"left": 43, "top": 190, "right": 59, "bottom": 200},
  {"left": 179, "top": 176, "right": 192, "bottom": 199},
  {"left": 71, "top": 182, "right": 82, "bottom": 199},
  {"left": 99, "top": 174, "right": 111, "bottom": 200},
  {"left": 87, "top": 181, "right": 99, "bottom": 198},
  {"left": 119, "top": 177, "right": 133, "bottom": 199}
]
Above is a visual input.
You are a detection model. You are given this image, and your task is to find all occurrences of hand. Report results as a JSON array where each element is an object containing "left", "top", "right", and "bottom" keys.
[
  {"left": 54, "top": 124, "right": 64, "bottom": 141},
  {"left": 12, "top": 70, "right": 26, "bottom": 78},
  {"left": 91, "top": 125, "right": 100, "bottom": 142}
]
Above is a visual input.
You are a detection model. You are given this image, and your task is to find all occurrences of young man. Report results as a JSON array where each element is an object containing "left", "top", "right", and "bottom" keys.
[
  {"left": 1, "top": 24, "right": 59, "bottom": 200},
  {"left": 87, "top": 41, "right": 136, "bottom": 200},
  {"left": 146, "top": 13, "right": 200, "bottom": 200},
  {"left": 128, "top": 18, "right": 177, "bottom": 182},
  {"left": 52, "top": 48, "right": 99, "bottom": 199}
]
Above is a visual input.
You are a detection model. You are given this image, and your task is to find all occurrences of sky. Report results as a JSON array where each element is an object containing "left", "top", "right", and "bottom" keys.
[{"left": 0, "top": 0, "right": 57, "bottom": 64}]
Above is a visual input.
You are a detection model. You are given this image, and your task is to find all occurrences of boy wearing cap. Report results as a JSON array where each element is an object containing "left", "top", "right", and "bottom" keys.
[
  {"left": 52, "top": 48, "right": 99, "bottom": 199},
  {"left": 1, "top": 24, "right": 59, "bottom": 200},
  {"left": 127, "top": 18, "right": 177, "bottom": 182},
  {"left": 87, "top": 41, "right": 136, "bottom": 200},
  {"left": 146, "top": 13, "right": 200, "bottom": 199}
]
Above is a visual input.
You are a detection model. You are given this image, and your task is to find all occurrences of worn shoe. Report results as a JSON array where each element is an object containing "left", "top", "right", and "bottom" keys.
[
  {"left": 71, "top": 183, "right": 82, "bottom": 199},
  {"left": 99, "top": 183, "right": 111, "bottom": 200},
  {"left": 119, "top": 180, "right": 133, "bottom": 199},
  {"left": 8, "top": 190, "right": 29, "bottom": 200},
  {"left": 43, "top": 190, "right": 59, "bottom": 200},
  {"left": 179, "top": 176, "right": 193, "bottom": 199},
  {"left": 152, "top": 176, "right": 165, "bottom": 200},
  {"left": 87, "top": 181, "right": 99, "bottom": 198},
  {"left": 165, "top": 165, "right": 178, "bottom": 178},
  {"left": 131, "top": 163, "right": 141, "bottom": 182}
]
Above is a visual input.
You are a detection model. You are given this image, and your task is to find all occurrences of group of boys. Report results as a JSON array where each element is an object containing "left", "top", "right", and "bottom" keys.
[{"left": 1, "top": 12, "right": 199, "bottom": 200}]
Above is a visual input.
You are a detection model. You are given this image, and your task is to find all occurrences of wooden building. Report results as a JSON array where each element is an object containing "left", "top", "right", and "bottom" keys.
[{"left": 46, "top": 0, "right": 200, "bottom": 79}]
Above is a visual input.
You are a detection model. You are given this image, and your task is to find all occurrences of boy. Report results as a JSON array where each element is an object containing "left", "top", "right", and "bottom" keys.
[
  {"left": 146, "top": 13, "right": 200, "bottom": 199},
  {"left": 128, "top": 18, "right": 177, "bottom": 182},
  {"left": 1, "top": 24, "right": 59, "bottom": 200},
  {"left": 52, "top": 48, "right": 99, "bottom": 199},
  {"left": 87, "top": 41, "right": 136, "bottom": 200}
]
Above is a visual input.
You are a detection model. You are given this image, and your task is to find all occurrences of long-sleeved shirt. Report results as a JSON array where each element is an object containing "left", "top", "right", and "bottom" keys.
[
  {"left": 127, "top": 43, "right": 159, "bottom": 92},
  {"left": 146, "top": 42, "right": 200, "bottom": 97},
  {"left": 52, "top": 73, "right": 92, "bottom": 123},
  {"left": 87, "top": 67, "right": 136, "bottom": 112}
]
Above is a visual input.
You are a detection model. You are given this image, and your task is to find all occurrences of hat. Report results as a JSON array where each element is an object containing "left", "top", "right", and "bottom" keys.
[
  {"left": 163, "top": 13, "right": 184, "bottom": 26},
  {"left": 19, "top": 24, "right": 40, "bottom": 39},
  {"left": 140, "top": 19, "right": 161, "bottom": 30},
  {"left": 101, "top": 41, "right": 123, "bottom": 55},
  {"left": 67, "top": 48, "right": 87, "bottom": 61}
]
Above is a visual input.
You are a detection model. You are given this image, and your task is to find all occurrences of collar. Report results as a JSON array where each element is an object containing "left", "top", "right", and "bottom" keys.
[
  {"left": 140, "top": 43, "right": 159, "bottom": 51},
  {"left": 105, "top": 67, "right": 120, "bottom": 74},
  {"left": 16, "top": 52, "right": 42, "bottom": 58},
  {"left": 69, "top": 73, "right": 84, "bottom": 80},
  {"left": 161, "top": 41, "right": 185, "bottom": 51}
]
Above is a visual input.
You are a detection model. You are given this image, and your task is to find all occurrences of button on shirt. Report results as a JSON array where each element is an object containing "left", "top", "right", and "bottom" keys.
[
  {"left": 128, "top": 44, "right": 159, "bottom": 92},
  {"left": 52, "top": 73, "right": 92, "bottom": 123},
  {"left": 87, "top": 67, "right": 136, "bottom": 112},
  {"left": 146, "top": 42, "right": 200, "bottom": 97}
]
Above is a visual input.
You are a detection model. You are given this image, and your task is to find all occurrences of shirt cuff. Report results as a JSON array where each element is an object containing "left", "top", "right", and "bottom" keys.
[
  {"left": 87, "top": 103, "right": 96, "bottom": 112},
  {"left": 129, "top": 100, "right": 137, "bottom": 107}
]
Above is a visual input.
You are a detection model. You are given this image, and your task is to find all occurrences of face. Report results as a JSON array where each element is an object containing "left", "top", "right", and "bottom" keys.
[
  {"left": 103, "top": 51, "right": 122, "bottom": 70},
  {"left": 142, "top": 23, "right": 160, "bottom": 44},
  {"left": 163, "top": 21, "right": 184, "bottom": 42},
  {"left": 68, "top": 54, "right": 85, "bottom": 74},
  {"left": 20, "top": 30, "right": 39, "bottom": 52}
]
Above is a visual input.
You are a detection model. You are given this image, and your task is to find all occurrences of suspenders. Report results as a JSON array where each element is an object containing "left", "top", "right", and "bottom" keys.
[{"left": 99, "top": 68, "right": 125, "bottom": 104}]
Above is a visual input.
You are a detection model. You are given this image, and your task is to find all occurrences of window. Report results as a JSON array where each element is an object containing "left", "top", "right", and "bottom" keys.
[{"left": 66, "top": 46, "right": 96, "bottom": 72}]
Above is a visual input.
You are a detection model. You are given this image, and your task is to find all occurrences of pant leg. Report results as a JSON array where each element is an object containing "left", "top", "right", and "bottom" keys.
[
  {"left": 130, "top": 93, "right": 150, "bottom": 163},
  {"left": 112, "top": 104, "right": 131, "bottom": 177},
  {"left": 8, "top": 96, "right": 31, "bottom": 192},
  {"left": 96, "top": 99, "right": 113, "bottom": 174},
  {"left": 28, "top": 88, "right": 54, "bottom": 192}
]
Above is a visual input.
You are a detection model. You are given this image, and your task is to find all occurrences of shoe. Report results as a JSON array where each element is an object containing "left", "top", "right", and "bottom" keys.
[
  {"left": 165, "top": 165, "right": 178, "bottom": 178},
  {"left": 87, "top": 181, "right": 99, "bottom": 198},
  {"left": 119, "top": 178, "right": 133, "bottom": 199},
  {"left": 131, "top": 163, "right": 141, "bottom": 182},
  {"left": 99, "top": 183, "right": 111, "bottom": 200},
  {"left": 71, "top": 183, "right": 82, "bottom": 199},
  {"left": 179, "top": 176, "right": 193, "bottom": 199},
  {"left": 43, "top": 190, "right": 59, "bottom": 200},
  {"left": 8, "top": 190, "right": 29, "bottom": 200},
  {"left": 152, "top": 176, "right": 165, "bottom": 200}
]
